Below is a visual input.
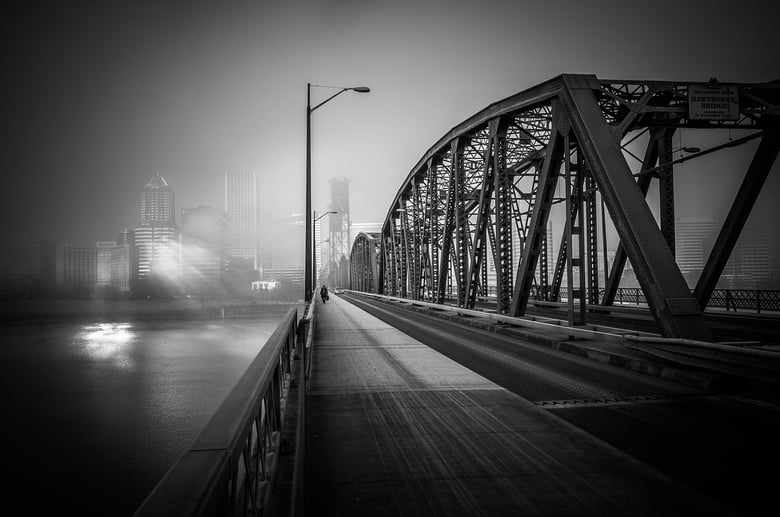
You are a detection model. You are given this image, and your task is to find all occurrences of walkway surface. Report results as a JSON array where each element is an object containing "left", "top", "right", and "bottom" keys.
[{"left": 303, "top": 294, "right": 732, "bottom": 516}]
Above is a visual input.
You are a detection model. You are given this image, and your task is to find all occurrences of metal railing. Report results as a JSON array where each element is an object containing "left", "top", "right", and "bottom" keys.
[
  {"left": 133, "top": 307, "right": 299, "bottom": 517},
  {"left": 707, "top": 289, "right": 780, "bottom": 313},
  {"left": 549, "top": 287, "right": 780, "bottom": 313},
  {"left": 289, "top": 290, "right": 319, "bottom": 517}
]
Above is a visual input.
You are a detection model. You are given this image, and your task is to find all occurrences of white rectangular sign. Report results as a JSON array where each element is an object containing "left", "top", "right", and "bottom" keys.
[{"left": 688, "top": 84, "right": 739, "bottom": 120}]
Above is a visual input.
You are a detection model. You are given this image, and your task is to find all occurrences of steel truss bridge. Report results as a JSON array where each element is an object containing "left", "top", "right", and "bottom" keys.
[{"left": 349, "top": 74, "right": 780, "bottom": 341}]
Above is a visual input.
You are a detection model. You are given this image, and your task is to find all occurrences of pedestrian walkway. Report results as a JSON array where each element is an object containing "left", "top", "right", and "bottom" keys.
[{"left": 303, "top": 294, "right": 731, "bottom": 516}]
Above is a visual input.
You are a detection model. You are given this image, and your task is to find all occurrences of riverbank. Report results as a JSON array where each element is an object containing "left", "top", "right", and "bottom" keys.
[{"left": 0, "top": 298, "right": 306, "bottom": 324}]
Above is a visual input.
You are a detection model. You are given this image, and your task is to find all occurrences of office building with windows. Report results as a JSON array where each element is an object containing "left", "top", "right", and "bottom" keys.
[
  {"left": 134, "top": 172, "right": 179, "bottom": 285},
  {"left": 225, "top": 172, "right": 258, "bottom": 271},
  {"left": 61, "top": 245, "right": 97, "bottom": 296},
  {"left": 96, "top": 241, "right": 132, "bottom": 295}
]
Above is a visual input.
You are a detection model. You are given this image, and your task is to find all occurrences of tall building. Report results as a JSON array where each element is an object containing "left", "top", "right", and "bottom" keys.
[
  {"left": 97, "top": 241, "right": 115, "bottom": 285},
  {"left": 675, "top": 217, "right": 718, "bottom": 286},
  {"left": 180, "top": 206, "right": 230, "bottom": 295},
  {"left": 225, "top": 172, "right": 258, "bottom": 270},
  {"left": 328, "top": 177, "right": 351, "bottom": 264},
  {"left": 315, "top": 216, "right": 324, "bottom": 283},
  {"left": 96, "top": 241, "right": 131, "bottom": 295},
  {"left": 328, "top": 177, "right": 351, "bottom": 287},
  {"left": 722, "top": 226, "right": 771, "bottom": 289},
  {"left": 134, "top": 172, "right": 179, "bottom": 283},
  {"left": 61, "top": 245, "right": 97, "bottom": 296},
  {"left": 116, "top": 228, "right": 138, "bottom": 291}
]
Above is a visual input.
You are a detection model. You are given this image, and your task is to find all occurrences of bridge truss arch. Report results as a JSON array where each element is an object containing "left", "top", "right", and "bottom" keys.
[
  {"left": 349, "top": 231, "right": 382, "bottom": 293},
  {"left": 350, "top": 74, "right": 779, "bottom": 340}
]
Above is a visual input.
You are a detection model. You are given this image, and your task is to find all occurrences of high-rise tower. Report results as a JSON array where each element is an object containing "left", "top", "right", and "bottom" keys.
[
  {"left": 328, "top": 177, "right": 350, "bottom": 287},
  {"left": 225, "top": 172, "right": 258, "bottom": 270},
  {"left": 675, "top": 217, "right": 718, "bottom": 287},
  {"left": 134, "top": 172, "right": 179, "bottom": 282}
]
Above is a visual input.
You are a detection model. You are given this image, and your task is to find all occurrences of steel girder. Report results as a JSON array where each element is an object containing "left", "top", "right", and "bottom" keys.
[
  {"left": 602, "top": 127, "right": 664, "bottom": 305},
  {"left": 371, "top": 74, "right": 779, "bottom": 340},
  {"left": 560, "top": 75, "right": 711, "bottom": 340}
]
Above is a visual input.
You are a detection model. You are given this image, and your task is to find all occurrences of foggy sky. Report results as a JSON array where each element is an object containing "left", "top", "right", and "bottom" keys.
[{"left": 1, "top": 0, "right": 777, "bottom": 248}]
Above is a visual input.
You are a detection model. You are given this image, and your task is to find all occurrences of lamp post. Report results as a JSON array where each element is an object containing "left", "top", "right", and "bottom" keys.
[
  {"left": 305, "top": 83, "right": 370, "bottom": 302},
  {"left": 313, "top": 210, "right": 337, "bottom": 288},
  {"left": 315, "top": 238, "right": 330, "bottom": 286}
]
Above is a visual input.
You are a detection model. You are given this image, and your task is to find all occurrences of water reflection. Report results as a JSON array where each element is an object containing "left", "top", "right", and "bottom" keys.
[
  {"left": 77, "top": 322, "right": 136, "bottom": 369},
  {"left": 2, "top": 315, "right": 289, "bottom": 516}
]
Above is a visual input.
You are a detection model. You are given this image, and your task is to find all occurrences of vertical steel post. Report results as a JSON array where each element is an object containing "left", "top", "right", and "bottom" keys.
[
  {"left": 511, "top": 101, "right": 565, "bottom": 316},
  {"left": 305, "top": 84, "right": 312, "bottom": 302},
  {"left": 586, "top": 171, "right": 599, "bottom": 304},
  {"left": 452, "top": 138, "right": 468, "bottom": 307},
  {"left": 658, "top": 131, "right": 676, "bottom": 254},
  {"left": 564, "top": 132, "right": 575, "bottom": 326},
  {"left": 428, "top": 159, "right": 440, "bottom": 300},
  {"left": 494, "top": 124, "right": 512, "bottom": 314}
]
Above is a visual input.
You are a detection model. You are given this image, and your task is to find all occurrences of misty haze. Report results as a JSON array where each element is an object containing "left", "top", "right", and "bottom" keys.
[{"left": 1, "top": 2, "right": 779, "bottom": 517}]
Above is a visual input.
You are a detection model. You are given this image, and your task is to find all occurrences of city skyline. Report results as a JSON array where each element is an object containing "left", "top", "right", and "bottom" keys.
[
  {"left": 4, "top": 165, "right": 776, "bottom": 272},
  {"left": 1, "top": 149, "right": 778, "bottom": 296}
]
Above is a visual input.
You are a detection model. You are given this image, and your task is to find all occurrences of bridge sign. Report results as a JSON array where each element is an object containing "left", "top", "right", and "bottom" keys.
[{"left": 688, "top": 84, "right": 739, "bottom": 120}]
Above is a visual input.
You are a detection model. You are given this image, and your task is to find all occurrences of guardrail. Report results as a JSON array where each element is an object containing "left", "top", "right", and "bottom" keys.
[
  {"left": 289, "top": 290, "right": 319, "bottom": 517},
  {"left": 133, "top": 307, "right": 299, "bottom": 517},
  {"left": 552, "top": 287, "right": 780, "bottom": 313},
  {"left": 416, "top": 287, "right": 780, "bottom": 314}
]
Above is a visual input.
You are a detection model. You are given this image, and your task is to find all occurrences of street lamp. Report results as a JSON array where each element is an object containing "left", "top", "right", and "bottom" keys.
[
  {"left": 314, "top": 210, "right": 337, "bottom": 223},
  {"left": 305, "top": 83, "right": 370, "bottom": 302},
  {"left": 315, "top": 238, "right": 330, "bottom": 286},
  {"left": 313, "top": 210, "right": 337, "bottom": 288}
]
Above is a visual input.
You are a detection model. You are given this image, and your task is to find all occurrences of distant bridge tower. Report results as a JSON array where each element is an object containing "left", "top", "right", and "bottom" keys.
[{"left": 328, "top": 177, "right": 351, "bottom": 287}]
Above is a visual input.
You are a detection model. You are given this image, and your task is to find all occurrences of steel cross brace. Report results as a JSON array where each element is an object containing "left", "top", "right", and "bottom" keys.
[{"left": 560, "top": 74, "right": 711, "bottom": 341}]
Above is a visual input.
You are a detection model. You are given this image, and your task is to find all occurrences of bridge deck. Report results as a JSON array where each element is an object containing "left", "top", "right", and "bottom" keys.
[{"left": 304, "top": 295, "right": 729, "bottom": 516}]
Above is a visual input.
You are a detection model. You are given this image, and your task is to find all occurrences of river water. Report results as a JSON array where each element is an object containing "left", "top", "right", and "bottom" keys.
[{"left": 0, "top": 303, "right": 300, "bottom": 516}]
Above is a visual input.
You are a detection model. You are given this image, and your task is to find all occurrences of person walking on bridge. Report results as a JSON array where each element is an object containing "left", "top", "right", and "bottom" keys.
[{"left": 320, "top": 285, "right": 329, "bottom": 303}]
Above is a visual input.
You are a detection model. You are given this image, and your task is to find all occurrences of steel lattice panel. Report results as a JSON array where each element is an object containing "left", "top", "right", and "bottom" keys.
[{"left": 362, "top": 74, "right": 779, "bottom": 340}]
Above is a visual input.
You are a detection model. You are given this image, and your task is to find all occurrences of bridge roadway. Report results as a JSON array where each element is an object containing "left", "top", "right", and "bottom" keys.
[{"left": 301, "top": 292, "right": 780, "bottom": 516}]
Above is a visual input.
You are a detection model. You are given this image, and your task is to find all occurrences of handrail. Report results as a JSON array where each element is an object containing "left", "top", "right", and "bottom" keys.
[
  {"left": 133, "top": 307, "right": 299, "bottom": 516},
  {"left": 289, "top": 291, "right": 318, "bottom": 517},
  {"left": 303, "top": 291, "right": 318, "bottom": 381}
]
